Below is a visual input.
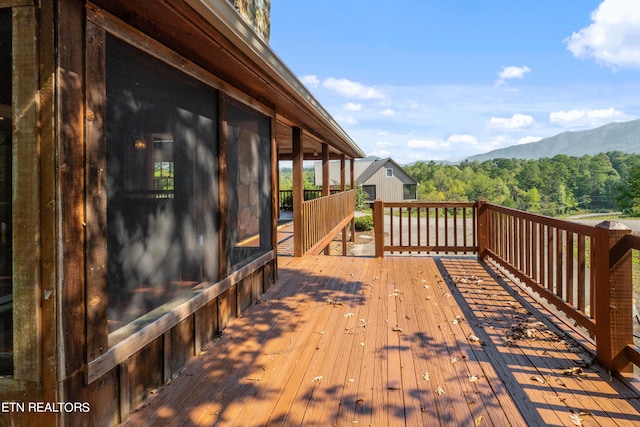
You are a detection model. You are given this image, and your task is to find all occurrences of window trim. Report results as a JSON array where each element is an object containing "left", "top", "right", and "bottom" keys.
[
  {"left": 386, "top": 168, "right": 393, "bottom": 178},
  {"left": 0, "top": 3, "right": 40, "bottom": 385}
]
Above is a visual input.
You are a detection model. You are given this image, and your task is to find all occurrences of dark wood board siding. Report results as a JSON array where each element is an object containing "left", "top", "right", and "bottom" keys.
[
  {"left": 127, "top": 337, "right": 163, "bottom": 411},
  {"left": 238, "top": 275, "right": 252, "bottom": 311},
  {"left": 85, "top": 21, "right": 109, "bottom": 361},
  {"left": 58, "top": 0, "right": 87, "bottom": 377},
  {"left": 63, "top": 368, "right": 119, "bottom": 427},
  {"left": 170, "top": 317, "right": 195, "bottom": 374},
  {"left": 195, "top": 299, "right": 219, "bottom": 352}
]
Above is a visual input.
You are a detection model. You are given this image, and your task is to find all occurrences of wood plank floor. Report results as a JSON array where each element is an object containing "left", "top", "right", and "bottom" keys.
[{"left": 119, "top": 256, "right": 640, "bottom": 426}]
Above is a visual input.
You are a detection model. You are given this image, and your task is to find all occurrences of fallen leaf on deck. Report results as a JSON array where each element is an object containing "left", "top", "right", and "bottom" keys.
[
  {"left": 359, "top": 318, "right": 366, "bottom": 322},
  {"left": 312, "top": 376, "right": 323, "bottom": 383},
  {"left": 424, "top": 285, "right": 430, "bottom": 289},
  {"left": 392, "top": 326, "right": 403, "bottom": 332},
  {"left": 467, "top": 333, "right": 481, "bottom": 342},
  {"left": 562, "top": 366, "right": 583, "bottom": 376},
  {"left": 344, "top": 312, "right": 354, "bottom": 318},
  {"left": 359, "top": 342, "right": 365, "bottom": 347},
  {"left": 475, "top": 415, "right": 483, "bottom": 426},
  {"left": 435, "top": 386, "right": 446, "bottom": 396},
  {"left": 530, "top": 375, "right": 546, "bottom": 384},
  {"left": 569, "top": 413, "right": 583, "bottom": 425},
  {"left": 469, "top": 374, "right": 480, "bottom": 383},
  {"left": 422, "top": 372, "right": 430, "bottom": 381},
  {"left": 450, "top": 357, "right": 459, "bottom": 364}
]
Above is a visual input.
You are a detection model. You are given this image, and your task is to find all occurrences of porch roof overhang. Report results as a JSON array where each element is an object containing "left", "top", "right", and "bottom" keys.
[{"left": 90, "top": 0, "right": 365, "bottom": 160}]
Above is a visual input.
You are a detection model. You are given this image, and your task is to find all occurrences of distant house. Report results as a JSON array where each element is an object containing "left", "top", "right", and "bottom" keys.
[{"left": 315, "top": 157, "right": 418, "bottom": 203}]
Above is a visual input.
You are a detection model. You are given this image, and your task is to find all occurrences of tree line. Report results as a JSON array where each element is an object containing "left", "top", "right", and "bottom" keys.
[{"left": 403, "top": 151, "right": 640, "bottom": 216}]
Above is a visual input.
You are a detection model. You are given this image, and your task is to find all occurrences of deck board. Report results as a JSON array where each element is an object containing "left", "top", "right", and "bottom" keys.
[{"left": 120, "top": 255, "right": 640, "bottom": 427}]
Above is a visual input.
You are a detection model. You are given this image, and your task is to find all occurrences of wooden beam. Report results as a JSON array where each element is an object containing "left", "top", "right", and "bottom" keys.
[
  {"left": 322, "top": 143, "right": 329, "bottom": 196},
  {"left": 12, "top": 0, "right": 40, "bottom": 383},
  {"left": 292, "top": 127, "right": 303, "bottom": 257},
  {"left": 218, "top": 93, "right": 229, "bottom": 277}
]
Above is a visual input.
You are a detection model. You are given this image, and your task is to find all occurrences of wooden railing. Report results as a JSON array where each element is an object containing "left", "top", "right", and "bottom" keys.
[
  {"left": 373, "top": 200, "right": 478, "bottom": 257},
  {"left": 372, "top": 198, "right": 638, "bottom": 373},
  {"left": 279, "top": 189, "right": 340, "bottom": 210},
  {"left": 480, "top": 202, "right": 597, "bottom": 336},
  {"left": 299, "top": 190, "right": 355, "bottom": 255}
]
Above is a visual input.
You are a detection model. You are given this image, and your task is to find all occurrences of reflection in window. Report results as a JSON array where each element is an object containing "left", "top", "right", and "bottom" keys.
[
  {"left": 0, "top": 8, "right": 13, "bottom": 374},
  {"left": 106, "top": 36, "right": 218, "bottom": 332},
  {"left": 227, "top": 103, "right": 272, "bottom": 269}
]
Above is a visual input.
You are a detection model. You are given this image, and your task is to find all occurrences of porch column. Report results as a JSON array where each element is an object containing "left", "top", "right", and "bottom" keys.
[
  {"left": 350, "top": 158, "right": 355, "bottom": 242},
  {"left": 322, "top": 143, "right": 330, "bottom": 196},
  {"left": 293, "top": 127, "right": 304, "bottom": 257},
  {"left": 595, "top": 221, "right": 633, "bottom": 373},
  {"left": 340, "top": 154, "right": 346, "bottom": 255}
]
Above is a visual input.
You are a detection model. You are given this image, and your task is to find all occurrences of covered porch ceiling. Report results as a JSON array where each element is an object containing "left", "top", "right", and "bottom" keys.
[{"left": 90, "top": 0, "right": 365, "bottom": 161}]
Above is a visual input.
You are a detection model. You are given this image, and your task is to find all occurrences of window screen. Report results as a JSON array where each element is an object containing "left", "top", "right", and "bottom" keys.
[
  {"left": 105, "top": 36, "right": 219, "bottom": 331},
  {"left": 226, "top": 102, "right": 272, "bottom": 269}
]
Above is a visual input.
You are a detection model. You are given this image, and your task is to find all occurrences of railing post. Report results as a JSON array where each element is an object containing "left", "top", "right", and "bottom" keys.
[
  {"left": 374, "top": 198, "right": 384, "bottom": 258},
  {"left": 477, "top": 199, "right": 488, "bottom": 260},
  {"left": 594, "top": 221, "right": 633, "bottom": 373}
]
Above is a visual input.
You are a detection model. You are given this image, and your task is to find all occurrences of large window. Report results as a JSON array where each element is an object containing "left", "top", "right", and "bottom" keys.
[
  {"left": 227, "top": 102, "right": 272, "bottom": 269},
  {"left": 0, "top": 9, "right": 12, "bottom": 374},
  {"left": 105, "top": 36, "right": 219, "bottom": 331}
]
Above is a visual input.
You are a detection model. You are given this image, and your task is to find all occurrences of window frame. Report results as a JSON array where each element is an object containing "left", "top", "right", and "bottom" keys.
[{"left": 0, "top": 2, "right": 40, "bottom": 386}]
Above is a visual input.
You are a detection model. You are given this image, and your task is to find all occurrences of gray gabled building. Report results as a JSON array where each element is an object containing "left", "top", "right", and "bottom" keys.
[{"left": 315, "top": 157, "right": 418, "bottom": 203}]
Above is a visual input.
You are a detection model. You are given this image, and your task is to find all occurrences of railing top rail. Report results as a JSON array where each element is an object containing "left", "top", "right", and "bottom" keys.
[
  {"left": 485, "top": 203, "right": 596, "bottom": 237},
  {"left": 381, "top": 201, "right": 477, "bottom": 208}
]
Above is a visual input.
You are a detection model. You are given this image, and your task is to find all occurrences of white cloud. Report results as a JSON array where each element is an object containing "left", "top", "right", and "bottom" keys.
[
  {"left": 495, "top": 65, "right": 531, "bottom": 85},
  {"left": 381, "top": 108, "right": 395, "bottom": 116},
  {"left": 549, "top": 107, "right": 627, "bottom": 127},
  {"left": 343, "top": 102, "right": 362, "bottom": 111},
  {"left": 376, "top": 141, "right": 394, "bottom": 147},
  {"left": 565, "top": 0, "right": 640, "bottom": 69},
  {"left": 489, "top": 114, "right": 535, "bottom": 130},
  {"left": 323, "top": 77, "right": 385, "bottom": 99},
  {"left": 407, "top": 139, "right": 451, "bottom": 149},
  {"left": 447, "top": 134, "right": 478, "bottom": 145},
  {"left": 300, "top": 74, "right": 320, "bottom": 88}
]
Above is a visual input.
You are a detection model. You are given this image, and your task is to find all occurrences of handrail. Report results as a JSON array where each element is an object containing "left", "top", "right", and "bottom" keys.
[
  {"left": 373, "top": 200, "right": 478, "bottom": 257},
  {"left": 480, "top": 202, "right": 597, "bottom": 335},
  {"left": 299, "top": 190, "right": 355, "bottom": 255}
]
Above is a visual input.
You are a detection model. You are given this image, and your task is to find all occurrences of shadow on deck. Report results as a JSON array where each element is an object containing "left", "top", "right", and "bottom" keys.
[{"left": 120, "top": 255, "right": 640, "bottom": 426}]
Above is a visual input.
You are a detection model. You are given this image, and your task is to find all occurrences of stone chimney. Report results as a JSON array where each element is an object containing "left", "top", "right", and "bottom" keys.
[{"left": 229, "top": 0, "right": 271, "bottom": 43}]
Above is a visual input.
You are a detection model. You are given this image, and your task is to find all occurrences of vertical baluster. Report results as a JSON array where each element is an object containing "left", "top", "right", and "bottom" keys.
[
  {"left": 577, "top": 234, "right": 586, "bottom": 313},
  {"left": 435, "top": 207, "right": 440, "bottom": 253},
  {"left": 556, "top": 228, "right": 563, "bottom": 300}
]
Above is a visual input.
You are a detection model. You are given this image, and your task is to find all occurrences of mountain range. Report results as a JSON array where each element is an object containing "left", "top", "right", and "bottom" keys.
[{"left": 465, "top": 118, "right": 640, "bottom": 162}]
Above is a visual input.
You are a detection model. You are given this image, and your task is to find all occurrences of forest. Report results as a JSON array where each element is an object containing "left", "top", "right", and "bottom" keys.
[
  {"left": 403, "top": 151, "right": 640, "bottom": 216},
  {"left": 280, "top": 151, "right": 640, "bottom": 217}
]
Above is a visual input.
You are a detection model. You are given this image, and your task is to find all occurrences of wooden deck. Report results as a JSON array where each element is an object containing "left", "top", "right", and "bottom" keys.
[{"left": 120, "top": 255, "right": 640, "bottom": 426}]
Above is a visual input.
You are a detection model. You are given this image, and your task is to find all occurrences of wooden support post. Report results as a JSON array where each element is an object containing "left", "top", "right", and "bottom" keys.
[
  {"left": 292, "top": 127, "right": 304, "bottom": 257},
  {"left": 350, "top": 158, "right": 355, "bottom": 242},
  {"left": 595, "top": 221, "right": 633, "bottom": 374},
  {"left": 374, "top": 199, "right": 384, "bottom": 258},
  {"left": 322, "top": 143, "right": 330, "bottom": 196},
  {"left": 477, "top": 199, "right": 489, "bottom": 260}
]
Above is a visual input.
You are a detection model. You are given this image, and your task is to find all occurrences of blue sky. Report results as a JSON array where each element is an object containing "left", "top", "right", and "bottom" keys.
[{"left": 269, "top": 0, "right": 640, "bottom": 164}]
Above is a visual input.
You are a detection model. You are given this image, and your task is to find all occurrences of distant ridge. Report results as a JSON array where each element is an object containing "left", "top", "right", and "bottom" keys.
[{"left": 465, "top": 118, "right": 640, "bottom": 162}]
